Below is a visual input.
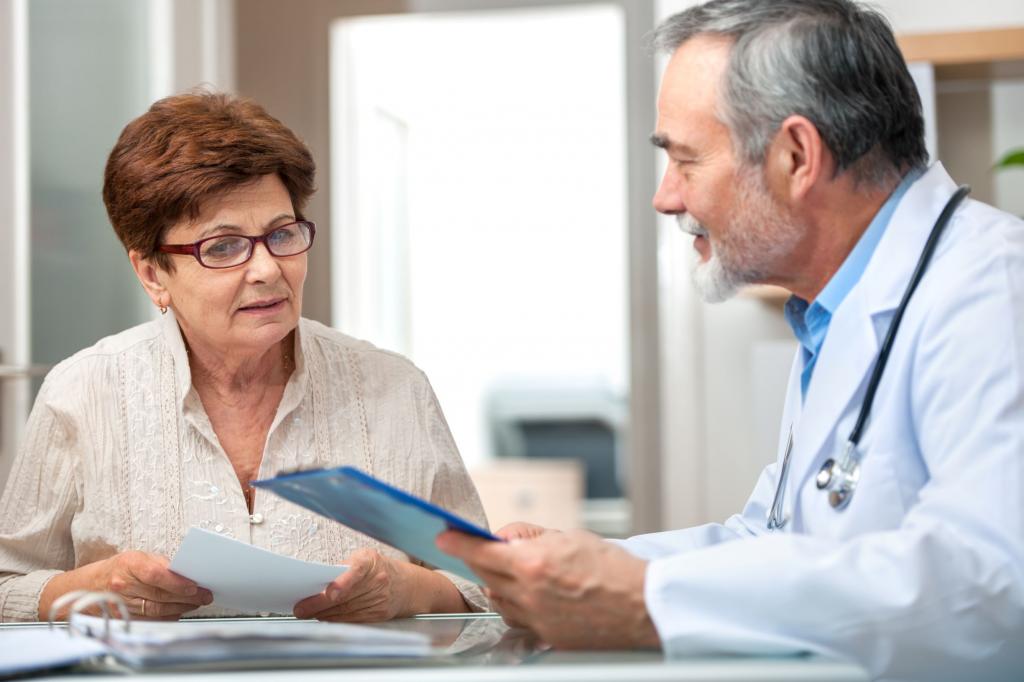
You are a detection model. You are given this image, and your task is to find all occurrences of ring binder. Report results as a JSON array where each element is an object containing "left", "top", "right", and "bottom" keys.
[
  {"left": 4, "top": 590, "right": 434, "bottom": 676},
  {"left": 48, "top": 590, "right": 131, "bottom": 639}
]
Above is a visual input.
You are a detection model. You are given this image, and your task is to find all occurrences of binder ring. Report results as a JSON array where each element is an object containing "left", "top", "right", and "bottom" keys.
[{"left": 48, "top": 591, "right": 132, "bottom": 640}]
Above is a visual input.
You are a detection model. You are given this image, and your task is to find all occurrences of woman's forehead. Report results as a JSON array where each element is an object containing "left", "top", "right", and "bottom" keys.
[{"left": 168, "top": 175, "right": 294, "bottom": 239}]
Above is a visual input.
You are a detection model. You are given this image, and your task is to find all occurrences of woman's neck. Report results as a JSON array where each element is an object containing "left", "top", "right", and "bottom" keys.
[{"left": 186, "top": 330, "right": 295, "bottom": 401}]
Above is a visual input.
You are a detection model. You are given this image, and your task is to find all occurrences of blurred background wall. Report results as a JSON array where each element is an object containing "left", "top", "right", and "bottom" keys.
[{"left": 1, "top": 0, "right": 1022, "bottom": 537}]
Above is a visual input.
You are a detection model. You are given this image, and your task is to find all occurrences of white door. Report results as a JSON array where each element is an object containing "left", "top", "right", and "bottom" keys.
[{"left": 330, "top": 3, "right": 655, "bottom": 534}]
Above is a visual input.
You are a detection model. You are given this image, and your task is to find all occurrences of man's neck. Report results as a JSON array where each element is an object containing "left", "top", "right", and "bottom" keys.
[{"left": 772, "top": 175, "right": 901, "bottom": 302}]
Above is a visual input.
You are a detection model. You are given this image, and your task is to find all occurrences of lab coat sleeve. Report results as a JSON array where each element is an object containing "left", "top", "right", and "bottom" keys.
[
  {"left": 615, "top": 461, "right": 777, "bottom": 560},
  {"left": 642, "top": 231, "right": 1024, "bottom": 680}
]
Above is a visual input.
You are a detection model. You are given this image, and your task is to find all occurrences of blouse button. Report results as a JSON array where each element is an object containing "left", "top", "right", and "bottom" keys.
[
  {"left": 249, "top": 513, "right": 265, "bottom": 525},
  {"left": 214, "top": 523, "right": 224, "bottom": 532}
]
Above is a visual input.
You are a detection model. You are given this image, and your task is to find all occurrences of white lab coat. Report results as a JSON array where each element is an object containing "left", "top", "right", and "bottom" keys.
[{"left": 621, "top": 164, "right": 1024, "bottom": 681}]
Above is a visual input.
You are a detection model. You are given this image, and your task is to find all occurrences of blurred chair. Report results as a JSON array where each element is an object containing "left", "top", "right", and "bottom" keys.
[
  {"left": 484, "top": 381, "right": 630, "bottom": 535},
  {"left": 470, "top": 458, "right": 583, "bottom": 532}
]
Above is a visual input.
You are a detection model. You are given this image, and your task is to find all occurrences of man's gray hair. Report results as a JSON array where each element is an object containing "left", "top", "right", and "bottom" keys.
[{"left": 654, "top": 0, "right": 928, "bottom": 186}]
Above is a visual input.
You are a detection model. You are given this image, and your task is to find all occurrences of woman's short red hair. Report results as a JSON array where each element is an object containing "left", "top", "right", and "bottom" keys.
[{"left": 103, "top": 91, "right": 316, "bottom": 270}]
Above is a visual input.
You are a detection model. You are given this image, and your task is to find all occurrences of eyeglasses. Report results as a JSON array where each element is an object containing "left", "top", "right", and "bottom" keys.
[{"left": 159, "top": 221, "right": 315, "bottom": 269}]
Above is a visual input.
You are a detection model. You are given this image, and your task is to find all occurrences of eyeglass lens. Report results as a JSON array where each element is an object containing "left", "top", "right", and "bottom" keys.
[{"left": 200, "top": 222, "right": 312, "bottom": 267}]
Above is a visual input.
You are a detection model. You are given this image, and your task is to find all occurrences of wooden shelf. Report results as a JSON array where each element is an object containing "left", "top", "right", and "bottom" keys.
[{"left": 897, "top": 27, "right": 1024, "bottom": 66}]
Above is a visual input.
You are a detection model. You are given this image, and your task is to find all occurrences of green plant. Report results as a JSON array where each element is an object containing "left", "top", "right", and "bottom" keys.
[{"left": 996, "top": 148, "right": 1024, "bottom": 170}]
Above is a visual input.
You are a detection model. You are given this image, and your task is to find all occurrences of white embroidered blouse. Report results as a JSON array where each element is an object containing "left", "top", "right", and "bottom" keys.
[{"left": 0, "top": 313, "right": 488, "bottom": 621}]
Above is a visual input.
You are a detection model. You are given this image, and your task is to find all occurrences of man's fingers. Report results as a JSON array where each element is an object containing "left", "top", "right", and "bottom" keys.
[
  {"left": 494, "top": 522, "right": 550, "bottom": 541},
  {"left": 490, "top": 594, "right": 532, "bottom": 630},
  {"left": 436, "top": 531, "right": 517, "bottom": 579}
]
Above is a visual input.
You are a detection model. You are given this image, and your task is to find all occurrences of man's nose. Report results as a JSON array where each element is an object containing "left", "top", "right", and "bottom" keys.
[{"left": 652, "top": 171, "right": 684, "bottom": 216}]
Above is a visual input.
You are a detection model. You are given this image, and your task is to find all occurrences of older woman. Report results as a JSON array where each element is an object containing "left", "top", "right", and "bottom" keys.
[{"left": 0, "top": 92, "right": 487, "bottom": 622}]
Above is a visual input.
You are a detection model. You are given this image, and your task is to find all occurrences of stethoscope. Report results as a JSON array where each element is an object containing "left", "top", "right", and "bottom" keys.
[{"left": 767, "top": 184, "right": 971, "bottom": 531}]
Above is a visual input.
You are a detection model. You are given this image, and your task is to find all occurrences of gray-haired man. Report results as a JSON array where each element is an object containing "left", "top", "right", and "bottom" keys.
[{"left": 439, "top": 1, "right": 1024, "bottom": 679}]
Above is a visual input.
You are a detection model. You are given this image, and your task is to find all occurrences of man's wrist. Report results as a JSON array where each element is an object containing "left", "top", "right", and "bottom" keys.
[{"left": 633, "top": 560, "right": 661, "bottom": 649}]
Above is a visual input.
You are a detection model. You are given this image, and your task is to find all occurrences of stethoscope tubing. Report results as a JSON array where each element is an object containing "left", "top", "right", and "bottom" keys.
[
  {"left": 766, "top": 183, "right": 971, "bottom": 529},
  {"left": 847, "top": 184, "right": 971, "bottom": 447}
]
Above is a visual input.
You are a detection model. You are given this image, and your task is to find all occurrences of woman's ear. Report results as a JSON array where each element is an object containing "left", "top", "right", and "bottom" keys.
[
  {"left": 765, "top": 114, "right": 825, "bottom": 203},
  {"left": 128, "top": 250, "right": 171, "bottom": 310}
]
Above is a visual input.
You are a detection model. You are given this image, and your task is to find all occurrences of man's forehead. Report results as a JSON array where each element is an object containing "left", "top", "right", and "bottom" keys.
[
  {"left": 654, "top": 35, "right": 733, "bottom": 146},
  {"left": 659, "top": 34, "right": 732, "bottom": 110}
]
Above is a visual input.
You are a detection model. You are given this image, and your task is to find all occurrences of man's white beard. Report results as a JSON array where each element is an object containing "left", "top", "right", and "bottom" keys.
[
  {"left": 678, "top": 166, "right": 803, "bottom": 303},
  {"left": 690, "top": 245, "right": 743, "bottom": 303}
]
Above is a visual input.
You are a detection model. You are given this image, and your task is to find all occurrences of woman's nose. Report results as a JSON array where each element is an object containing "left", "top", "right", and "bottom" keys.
[{"left": 245, "top": 243, "right": 282, "bottom": 282}]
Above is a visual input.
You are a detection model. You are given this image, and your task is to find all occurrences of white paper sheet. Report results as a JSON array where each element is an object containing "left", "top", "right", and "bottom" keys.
[
  {"left": 170, "top": 527, "right": 347, "bottom": 615},
  {"left": 0, "top": 630, "right": 108, "bottom": 676}
]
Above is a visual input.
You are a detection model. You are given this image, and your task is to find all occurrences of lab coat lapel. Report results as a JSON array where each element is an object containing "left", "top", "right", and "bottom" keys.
[
  {"left": 785, "top": 285, "right": 877, "bottom": 492},
  {"left": 785, "top": 164, "right": 960, "bottom": 496}
]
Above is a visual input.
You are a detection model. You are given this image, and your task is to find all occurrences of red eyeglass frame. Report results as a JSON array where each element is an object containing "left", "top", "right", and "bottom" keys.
[{"left": 158, "top": 220, "right": 316, "bottom": 269}]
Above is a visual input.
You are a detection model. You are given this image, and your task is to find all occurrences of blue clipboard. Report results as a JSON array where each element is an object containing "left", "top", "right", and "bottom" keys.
[{"left": 252, "top": 466, "right": 498, "bottom": 584}]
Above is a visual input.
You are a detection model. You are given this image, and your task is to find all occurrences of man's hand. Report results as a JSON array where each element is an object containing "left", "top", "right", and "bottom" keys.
[
  {"left": 437, "top": 529, "right": 660, "bottom": 650},
  {"left": 494, "top": 522, "right": 553, "bottom": 541}
]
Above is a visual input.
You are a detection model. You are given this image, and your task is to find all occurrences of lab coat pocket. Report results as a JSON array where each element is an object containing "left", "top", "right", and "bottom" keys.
[{"left": 804, "top": 452, "right": 906, "bottom": 541}]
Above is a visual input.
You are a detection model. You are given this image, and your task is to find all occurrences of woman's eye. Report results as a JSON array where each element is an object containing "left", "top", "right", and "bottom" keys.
[
  {"left": 203, "top": 238, "right": 246, "bottom": 259},
  {"left": 268, "top": 228, "right": 297, "bottom": 247}
]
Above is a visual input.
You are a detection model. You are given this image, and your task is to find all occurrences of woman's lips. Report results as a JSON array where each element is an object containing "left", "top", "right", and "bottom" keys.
[{"left": 237, "top": 298, "right": 286, "bottom": 315}]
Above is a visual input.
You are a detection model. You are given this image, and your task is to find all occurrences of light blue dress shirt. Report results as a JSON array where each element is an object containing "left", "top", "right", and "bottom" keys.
[{"left": 784, "top": 169, "right": 922, "bottom": 400}]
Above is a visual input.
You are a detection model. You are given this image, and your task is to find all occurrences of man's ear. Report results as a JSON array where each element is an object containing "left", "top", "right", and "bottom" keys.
[
  {"left": 765, "top": 114, "right": 825, "bottom": 202},
  {"left": 128, "top": 250, "right": 170, "bottom": 310}
]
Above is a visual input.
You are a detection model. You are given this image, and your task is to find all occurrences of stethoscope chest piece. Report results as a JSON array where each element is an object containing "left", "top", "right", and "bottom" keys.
[
  {"left": 815, "top": 459, "right": 835, "bottom": 490},
  {"left": 816, "top": 455, "right": 860, "bottom": 510}
]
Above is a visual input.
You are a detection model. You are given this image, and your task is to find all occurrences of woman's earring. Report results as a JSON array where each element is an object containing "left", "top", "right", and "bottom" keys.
[{"left": 159, "top": 304, "right": 168, "bottom": 315}]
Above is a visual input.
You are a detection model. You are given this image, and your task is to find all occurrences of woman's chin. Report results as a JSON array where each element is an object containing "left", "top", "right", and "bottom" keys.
[{"left": 230, "top": 312, "right": 299, "bottom": 345}]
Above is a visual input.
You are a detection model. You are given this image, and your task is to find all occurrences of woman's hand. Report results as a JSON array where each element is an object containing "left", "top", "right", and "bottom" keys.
[
  {"left": 40, "top": 550, "right": 213, "bottom": 621},
  {"left": 293, "top": 548, "right": 468, "bottom": 622},
  {"left": 97, "top": 551, "right": 213, "bottom": 620}
]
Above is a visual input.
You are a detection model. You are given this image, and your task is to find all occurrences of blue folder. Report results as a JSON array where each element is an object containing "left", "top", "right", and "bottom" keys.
[{"left": 252, "top": 466, "right": 498, "bottom": 584}]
